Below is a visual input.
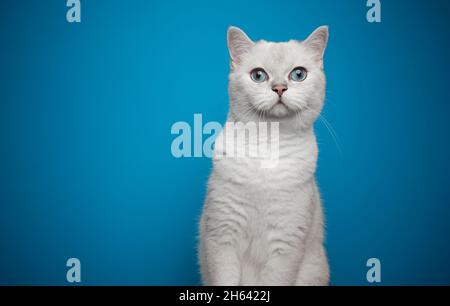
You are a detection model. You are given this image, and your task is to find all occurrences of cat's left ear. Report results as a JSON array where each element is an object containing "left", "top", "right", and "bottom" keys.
[{"left": 303, "top": 26, "right": 329, "bottom": 65}]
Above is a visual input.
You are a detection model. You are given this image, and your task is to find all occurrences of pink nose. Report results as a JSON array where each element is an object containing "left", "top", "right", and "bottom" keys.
[{"left": 272, "top": 85, "right": 288, "bottom": 97}]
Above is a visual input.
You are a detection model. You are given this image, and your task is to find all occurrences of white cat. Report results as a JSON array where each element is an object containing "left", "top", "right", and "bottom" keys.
[{"left": 199, "top": 26, "right": 330, "bottom": 286}]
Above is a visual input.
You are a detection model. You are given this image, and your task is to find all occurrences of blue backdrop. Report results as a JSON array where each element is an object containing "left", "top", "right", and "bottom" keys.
[{"left": 0, "top": 0, "right": 449, "bottom": 285}]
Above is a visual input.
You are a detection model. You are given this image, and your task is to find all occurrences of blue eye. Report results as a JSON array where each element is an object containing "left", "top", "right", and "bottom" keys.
[
  {"left": 250, "top": 68, "right": 268, "bottom": 83},
  {"left": 290, "top": 67, "right": 307, "bottom": 82}
]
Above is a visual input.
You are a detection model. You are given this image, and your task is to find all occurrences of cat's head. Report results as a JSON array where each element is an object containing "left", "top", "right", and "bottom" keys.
[{"left": 227, "top": 26, "right": 328, "bottom": 129}]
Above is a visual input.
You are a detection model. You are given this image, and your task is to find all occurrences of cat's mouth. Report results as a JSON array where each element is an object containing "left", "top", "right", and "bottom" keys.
[
  {"left": 276, "top": 98, "right": 293, "bottom": 110},
  {"left": 268, "top": 99, "right": 291, "bottom": 117}
]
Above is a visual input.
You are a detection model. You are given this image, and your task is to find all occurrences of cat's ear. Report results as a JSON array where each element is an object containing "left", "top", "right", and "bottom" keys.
[
  {"left": 227, "top": 26, "right": 254, "bottom": 69},
  {"left": 303, "top": 25, "right": 329, "bottom": 64}
]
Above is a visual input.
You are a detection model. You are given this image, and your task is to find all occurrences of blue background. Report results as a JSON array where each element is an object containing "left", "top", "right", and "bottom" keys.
[{"left": 0, "top": 0, "right": 449, "bottom": 285}]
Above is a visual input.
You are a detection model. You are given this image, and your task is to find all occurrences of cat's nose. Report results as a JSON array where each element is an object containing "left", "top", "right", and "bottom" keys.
[{"left": 272, "top": 85, "right": 288, "bottom": 97}]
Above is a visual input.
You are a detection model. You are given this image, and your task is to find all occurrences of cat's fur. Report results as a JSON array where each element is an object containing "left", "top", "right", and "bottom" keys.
[{"left": 199, "top": 26, "right": 330, "bottom": 286}]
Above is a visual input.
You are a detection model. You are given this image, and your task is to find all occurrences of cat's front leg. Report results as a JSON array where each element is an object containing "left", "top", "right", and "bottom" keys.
[
  {"left": 204, "top": 240, "right": 241, "bottom": 286},
  {"left": 295, "top": 189, "right": 329, "bottom": 286},
  {"left": 258, "top": 246, "right": 305, "bottom": 286},
  {"left": 295, "top": 243, "right": 329, "bottom": 286},
  {"left": 258, "top": 198, "right": 314, "bottom": 285}
]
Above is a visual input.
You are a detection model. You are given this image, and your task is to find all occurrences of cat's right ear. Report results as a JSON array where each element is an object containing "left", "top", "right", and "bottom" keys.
[{"left": 227, "top": 26, "right": 254, "bottom": 69}]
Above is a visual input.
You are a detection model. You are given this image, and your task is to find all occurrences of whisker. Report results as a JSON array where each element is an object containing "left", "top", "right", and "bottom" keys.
[{"left": 303, "top": 105, "right": 343, "bottom": 156}]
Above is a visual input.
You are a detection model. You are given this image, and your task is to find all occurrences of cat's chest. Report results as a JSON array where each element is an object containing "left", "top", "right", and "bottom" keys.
[
  {"left": 215, "top": 140, "right": 317, "bottom": 189},
  {"left": 237, "top": 185, "right": 313, "bottom": 264}
]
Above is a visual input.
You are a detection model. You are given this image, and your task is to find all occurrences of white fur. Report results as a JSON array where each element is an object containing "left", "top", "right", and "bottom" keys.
[{"left": 199, "top": 26, "right": 330, "bottom": 286}]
